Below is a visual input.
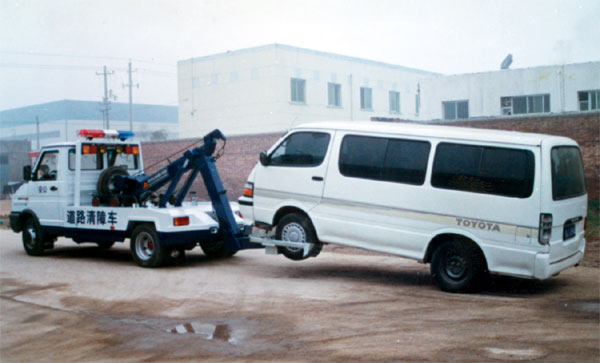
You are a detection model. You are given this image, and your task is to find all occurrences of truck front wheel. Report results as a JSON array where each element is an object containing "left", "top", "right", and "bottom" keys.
[
  {"left": 130, "top": 225, "right": 166, "bottom": 267},
  {"left": 22, "top": 219, "right": 45, "bottom": 256}
]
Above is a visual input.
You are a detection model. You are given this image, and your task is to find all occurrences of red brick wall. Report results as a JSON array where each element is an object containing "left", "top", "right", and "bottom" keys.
[
  {"left": 141, "top": 133, "right": 283, "bottom": 201},
  {"left": 142, "top": 112, "right": 599, "bottom": 201}
]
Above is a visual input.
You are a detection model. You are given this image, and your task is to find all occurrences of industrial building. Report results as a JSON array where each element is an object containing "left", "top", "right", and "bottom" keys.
[
  {"left": 0, "top": 100, "right": 178, "bottom": 149},
  {"left": 177, "top": 44, "right": 599, "bottom": 137}
]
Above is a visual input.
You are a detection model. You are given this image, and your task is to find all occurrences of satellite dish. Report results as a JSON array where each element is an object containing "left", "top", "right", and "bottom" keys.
[{"left": 501, "top": 54, "right": 513, "bottom": 69}]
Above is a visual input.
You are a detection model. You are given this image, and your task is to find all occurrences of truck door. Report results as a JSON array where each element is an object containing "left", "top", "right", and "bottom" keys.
[
  {"left": 253, "top": 131, "right": 333, "bottom": 225},
  {"left": 27, "top": 149, "right": 66, "bottom": 228}
]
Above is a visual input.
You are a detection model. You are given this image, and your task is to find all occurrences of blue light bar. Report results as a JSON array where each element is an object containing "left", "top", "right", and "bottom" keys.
[{"left": 117, "top": 130, "right": 135, "bottom": 140}]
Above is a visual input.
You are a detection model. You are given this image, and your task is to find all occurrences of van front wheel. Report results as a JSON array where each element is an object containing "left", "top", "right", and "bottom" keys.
[
  {"left": 430, "top": 240, "right": 483, "bottom": 293},
  {"left": 276, "top": 213, "right": 322, "bottom": 261}
]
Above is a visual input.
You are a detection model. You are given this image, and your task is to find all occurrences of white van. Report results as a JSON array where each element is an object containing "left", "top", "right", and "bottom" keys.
[{"left": 239, "top": 122, "right": 587, "bottom": 292}]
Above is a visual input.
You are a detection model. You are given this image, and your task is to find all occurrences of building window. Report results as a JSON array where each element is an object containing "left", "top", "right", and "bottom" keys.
[
  {"left": 290, "top": 78, "right": 306, "bottom": 103},
  {"left": 442, "top": 100, "right": 469, "bottom": 120},
  {"left": 328, "top": 83, "right": 341, "bottom": 107},
  {"left": 578, "top": 90, "right": 599, "bottom": 111},
  {"left": 501, "top": 94, "right": 550, "bottom": 115},
  {"left": 360, "top": 87, "right": 372, "bottom": 110},
  {"left": 389, "top": 91, "right": 400, "bottom": 113}
]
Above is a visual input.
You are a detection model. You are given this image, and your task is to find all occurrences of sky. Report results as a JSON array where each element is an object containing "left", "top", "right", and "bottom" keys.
[{"left": 1, "top": 0, "right": 599, "bottom": 111}]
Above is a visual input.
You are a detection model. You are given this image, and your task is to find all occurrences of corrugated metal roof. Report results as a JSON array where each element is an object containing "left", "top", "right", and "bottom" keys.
[{"left": 0, "top": 100, "right": 178, "bottom": 128}]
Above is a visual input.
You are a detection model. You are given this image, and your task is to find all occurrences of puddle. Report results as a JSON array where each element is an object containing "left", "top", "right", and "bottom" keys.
[
  {"left": 167, "top": 322, "right": 236, "bottom": 343},
  {"left": 561, "top": 300, "right": 600, "bottom": 315},
  {"left": 479, "top": 346, "right": 548, "bottom": 361}
]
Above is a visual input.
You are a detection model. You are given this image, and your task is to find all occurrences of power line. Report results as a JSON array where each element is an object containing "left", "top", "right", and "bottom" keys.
[
  {"left": 123, "top": 60, "right": 139, "bottom": 131},
  {"left": 0, "top": 50, "right": 176, "bottom": 68}
]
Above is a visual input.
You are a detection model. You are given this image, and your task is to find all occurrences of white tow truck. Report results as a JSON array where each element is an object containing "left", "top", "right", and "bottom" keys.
[{"left": 9, "top": 129, "right": 256, "bottom": 267}]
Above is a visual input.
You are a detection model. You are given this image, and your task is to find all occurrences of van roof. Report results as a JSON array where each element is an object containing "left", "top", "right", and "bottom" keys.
[{"left": 294, "top": 121, "right": 575, "bottom": 146}]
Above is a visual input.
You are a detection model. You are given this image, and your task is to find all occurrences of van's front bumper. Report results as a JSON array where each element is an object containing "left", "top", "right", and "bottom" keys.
[
  {"left": 9, "top": 212, "right": 22, "bottom": 233},
  {"left": 534, "top": 239, "right": 585, "bottom": 279}
]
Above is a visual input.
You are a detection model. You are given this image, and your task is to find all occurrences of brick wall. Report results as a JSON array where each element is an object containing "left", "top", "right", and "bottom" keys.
[
  {"left": 141, "top": 133, "right": 282, "bottom": 201},
  {"left": 142, "top": 112, "right": 599, "bottom": 201}
]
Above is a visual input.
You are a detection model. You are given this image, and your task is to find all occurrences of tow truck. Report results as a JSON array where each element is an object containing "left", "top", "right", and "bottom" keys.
[{"left": 9, "top": 129, "right": 258, "bottom": 267}]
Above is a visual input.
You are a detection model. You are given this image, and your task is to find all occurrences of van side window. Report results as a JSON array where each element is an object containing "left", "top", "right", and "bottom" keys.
[
  {"left": 339, "top": 135, "right": 430, "bottom": 185},
  {"left": 431, "top": 143, "right": 534, "bottom": 198},
  {"left": 270, "top": 132, "right": 330, "bottom": 167}
]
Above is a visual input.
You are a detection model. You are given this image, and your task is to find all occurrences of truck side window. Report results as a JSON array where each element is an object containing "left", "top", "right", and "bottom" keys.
[
  {"left": 68, "top": 149, "right": 103, "bottom": 170},
  {"left": 270, "top": 132, "right": 330, "bottom": 167},
  {"left": 33, "top": 151, "right": 58, "bottom": 181}
]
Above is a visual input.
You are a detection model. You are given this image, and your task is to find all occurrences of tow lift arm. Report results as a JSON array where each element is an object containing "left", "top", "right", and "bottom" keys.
[{"left": 114, "top": 129, "right": 258, "bottom": 253}]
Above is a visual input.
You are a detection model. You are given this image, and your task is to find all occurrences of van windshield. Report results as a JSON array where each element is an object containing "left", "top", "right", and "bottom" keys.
[{"left": 551, "top": 146, "right": 586, "bottom": 200}]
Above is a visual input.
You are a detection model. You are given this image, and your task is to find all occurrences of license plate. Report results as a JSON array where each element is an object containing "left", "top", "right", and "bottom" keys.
[{"left": 563, "top": 224, "right": 575, "bottom": 240}]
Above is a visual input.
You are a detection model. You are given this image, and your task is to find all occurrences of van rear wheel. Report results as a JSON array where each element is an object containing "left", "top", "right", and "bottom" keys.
[
  {"left": 430, "top": 240, "right": 483, "bottom": 293},
  {"left": 276, "top": 213, "right": 322, "bottom": 261}
]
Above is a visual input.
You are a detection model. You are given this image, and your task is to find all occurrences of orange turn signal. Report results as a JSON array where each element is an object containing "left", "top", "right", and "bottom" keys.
[
  {"left": 173, "top": 216, "right": 190, "bottom": 227},
  {"left": 132, "top": 146, "right": 139, "bottom": 155},
  {"left": 243, "top": 187, "right": 253, "bottom": 197}
]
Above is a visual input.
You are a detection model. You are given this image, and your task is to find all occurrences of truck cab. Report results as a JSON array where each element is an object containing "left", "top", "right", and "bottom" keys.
[{"left": 10, "top": 129, "right": 251, "bottom": 267}]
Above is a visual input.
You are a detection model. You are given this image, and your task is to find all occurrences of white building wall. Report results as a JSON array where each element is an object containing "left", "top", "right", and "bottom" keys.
[
  {"left": 178, "top": 45, "right": 435, "bottom": 137},
  {"left": 419, "top": 61, "right": 600, "bottom": 120}
]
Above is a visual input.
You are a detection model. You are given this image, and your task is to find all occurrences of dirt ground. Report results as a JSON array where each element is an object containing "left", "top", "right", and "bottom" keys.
[{"left": 0, "top": 230, "right": 598, "bottom": 362}]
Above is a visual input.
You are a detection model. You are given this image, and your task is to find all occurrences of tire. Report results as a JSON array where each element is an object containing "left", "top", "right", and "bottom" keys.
[
  {"left": 97, "top": 166, "right": 128, "bottom": 196},
  {"left": 22, "top": 218, "right": 45, "bottom": 256},
  {"left": 130, "top": 225, "right": 166, "bottom": 267},
  {"left": 275, "top": 213, "right": 322, "bottom": 261},
  {"left": 430, "top": 240, "right": 484, "bottom": 293},
  {"left": 200, "top": 240, "right": 237, "bottom": 258},
  {"left": 96, "top": 241, "right": 115, "bottom": 249}
]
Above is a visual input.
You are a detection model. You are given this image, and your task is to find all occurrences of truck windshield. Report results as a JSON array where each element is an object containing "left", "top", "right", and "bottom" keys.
[{"left": 551, "top": 146, "right": 586, "bottom": 200}]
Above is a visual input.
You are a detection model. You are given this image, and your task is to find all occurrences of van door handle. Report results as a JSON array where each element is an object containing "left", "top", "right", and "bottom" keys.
[
  {"left": 312, "top": 176, "right": 324, "bottom": 181},
  {"left": 50, "top": 186, "right": 58, "bottom": 191}
]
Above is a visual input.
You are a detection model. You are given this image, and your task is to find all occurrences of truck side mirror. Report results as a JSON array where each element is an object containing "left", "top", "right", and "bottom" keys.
[
  {"left": 259, "top": 151, "right": 270, "bottom": 166},
  {"left": 23, "top": 165, "right": 32, "bottom": 181}
]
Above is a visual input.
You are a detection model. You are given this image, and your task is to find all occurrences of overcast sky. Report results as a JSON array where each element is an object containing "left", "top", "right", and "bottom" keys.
[{"left": 1, "top": 0, "right": 599, "bottom": 111}]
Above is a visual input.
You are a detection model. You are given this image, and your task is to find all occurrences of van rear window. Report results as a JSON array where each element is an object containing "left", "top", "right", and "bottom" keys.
[
  {"left": 431, "top": 143, "right": 535, "bottom": 198},
  {"left": 551, "top": 146, "right": 586, "bottom": 200}
]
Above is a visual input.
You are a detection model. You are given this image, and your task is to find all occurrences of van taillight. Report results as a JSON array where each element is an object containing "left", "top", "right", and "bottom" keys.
[
  {"left": 243, "top": 182, "right": 254, "bottom": 198},
  {"left": 538, "top": 213, "right": 552, "bottom": 245}
]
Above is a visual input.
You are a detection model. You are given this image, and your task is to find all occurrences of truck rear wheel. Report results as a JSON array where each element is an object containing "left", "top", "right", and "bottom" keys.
[
  {"left": 22, "top": 219, "right": 45, "bottom": 256},
  {"left": 130, "top": 225, "right": 166, "bottom": 267},
  {"left": 276, "top": 213, "right": 322, "bottom": 261}
]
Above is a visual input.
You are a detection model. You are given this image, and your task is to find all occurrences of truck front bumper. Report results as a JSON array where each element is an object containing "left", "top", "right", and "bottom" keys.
[{"left": 9, "top": 212, "right": 22, "bottom": 233}]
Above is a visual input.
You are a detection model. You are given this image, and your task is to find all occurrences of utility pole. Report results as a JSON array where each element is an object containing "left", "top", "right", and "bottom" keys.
[
  {"left": 96, "top": 65, "right": 115, "bottom": 128},
  {"left": 35, "top": 116, "right": 40, "bottom": 149},
  {"left": 123, "top": 60, "right": 139, "bottom": 132}
]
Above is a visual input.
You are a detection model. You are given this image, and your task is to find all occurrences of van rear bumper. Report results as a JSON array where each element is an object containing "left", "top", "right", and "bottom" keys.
[{"left": 534, "top": 241, "right": 585, "bottom": 279}]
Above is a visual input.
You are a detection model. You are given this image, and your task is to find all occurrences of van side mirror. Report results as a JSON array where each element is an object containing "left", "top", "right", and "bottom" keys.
[
  {"left": 259, "top": 151, "right": 271, "bottom": 166},
  {"left": 23, "top": 165, "right": 32, "bottom": 181}
]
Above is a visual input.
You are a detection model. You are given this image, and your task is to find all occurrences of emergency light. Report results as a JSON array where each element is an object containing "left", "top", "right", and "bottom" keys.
[{"left": 78, "top": 129, "right": 135, "bottom": 141}]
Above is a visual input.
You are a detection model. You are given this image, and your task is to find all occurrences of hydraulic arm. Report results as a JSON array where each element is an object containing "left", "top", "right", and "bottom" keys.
[{"left": 114, "top": 129, "right": 254, "bottom": 252}]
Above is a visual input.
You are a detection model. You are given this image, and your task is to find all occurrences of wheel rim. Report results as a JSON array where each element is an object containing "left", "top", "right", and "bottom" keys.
[
  {"left": 24, "top": 226, "right": 37, "bottom": 249},
  {"left": 446, "top": 255, "right": 467, "bottom": 280},
  {"left": 281, "top": 222, "right": 306, "bottom": 252},
  {"left": 135, "top": 232, "right": 155, "bottom": 261}
]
